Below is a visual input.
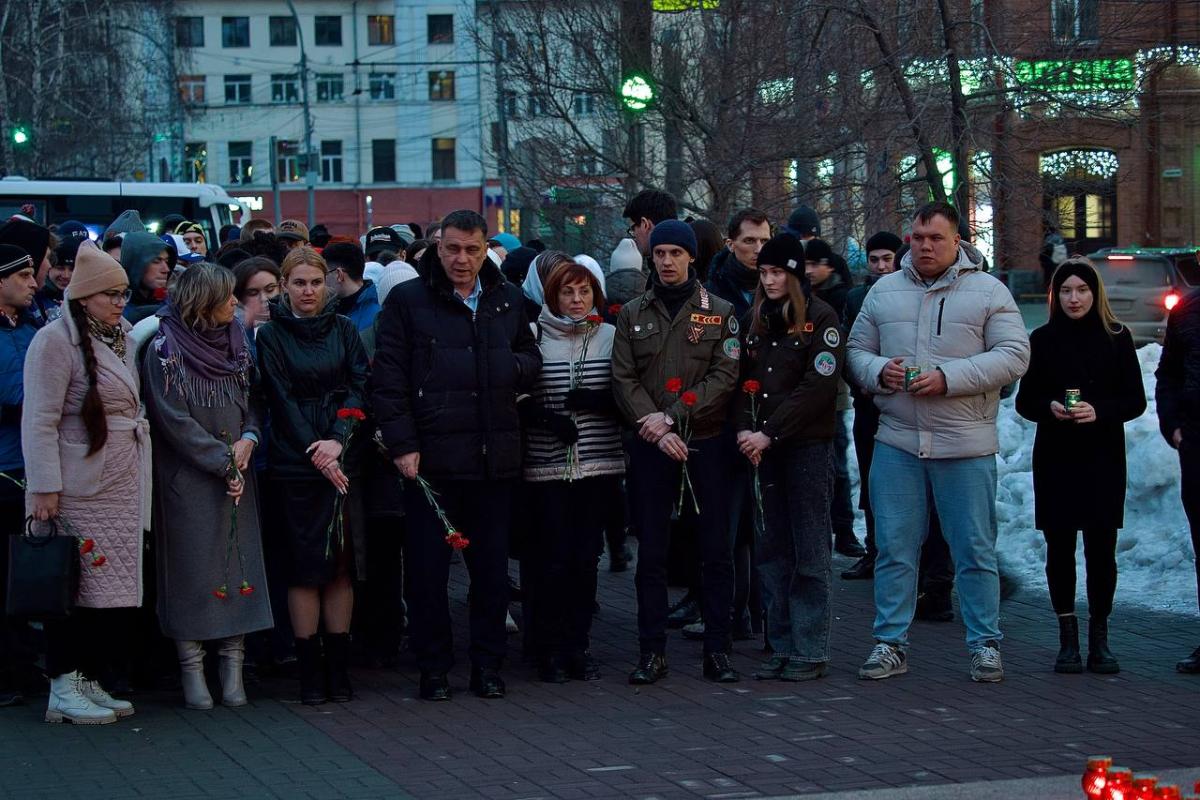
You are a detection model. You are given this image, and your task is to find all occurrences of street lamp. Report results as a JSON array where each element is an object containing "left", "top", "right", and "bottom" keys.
[
  {"left": 284, "top": 0, "right": 317, "bottom": 228},
  {"left": 620, "top": 74, "right": 655, "bottom": 113},
  {"left": 11, "top": 126, "right": 30, "bottom": 145}
]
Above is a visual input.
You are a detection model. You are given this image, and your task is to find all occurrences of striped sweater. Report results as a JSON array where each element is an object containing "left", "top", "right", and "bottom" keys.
[{"left": 523, "top": 307, "right": 626, "bottom": 482}]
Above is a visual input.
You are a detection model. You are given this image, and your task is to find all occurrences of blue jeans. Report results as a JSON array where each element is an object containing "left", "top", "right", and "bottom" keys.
[
  {"left": 756, "top": 441, "right": 833, "bottom": 662},
  {"left": 869, "top": 442, "right": 1001, "bottom": 652}
]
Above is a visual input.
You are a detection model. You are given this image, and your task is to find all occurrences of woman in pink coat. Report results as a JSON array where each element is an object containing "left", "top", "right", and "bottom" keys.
[{"left": 22, "top": 242, "right": 150, "bottom": 725}]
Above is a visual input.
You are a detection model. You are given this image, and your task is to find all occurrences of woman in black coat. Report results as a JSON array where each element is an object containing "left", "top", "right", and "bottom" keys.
[
  {"left": 1016, "top": 258, "right": 1145, "bottom": 675},
  {"left": 255, "top": 246, "right": 370, "bottom": 705}
]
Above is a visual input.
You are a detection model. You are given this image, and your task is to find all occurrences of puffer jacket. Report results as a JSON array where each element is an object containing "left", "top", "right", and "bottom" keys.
[
  {"left": 846, "top": 243, "right": 1029, "bottom": 460},
  {"left": 370, "top": 257, "right": 541, "bottom": 481}
]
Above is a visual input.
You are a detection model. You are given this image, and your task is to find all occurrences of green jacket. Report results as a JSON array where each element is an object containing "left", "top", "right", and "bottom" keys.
[{"left": 611, "top": 283, "right": 739, "bottom": 440}]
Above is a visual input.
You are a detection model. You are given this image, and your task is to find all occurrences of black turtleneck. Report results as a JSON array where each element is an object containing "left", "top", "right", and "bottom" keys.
[{"left": 652, "top": 268, "right": 697, "bottom": 320}]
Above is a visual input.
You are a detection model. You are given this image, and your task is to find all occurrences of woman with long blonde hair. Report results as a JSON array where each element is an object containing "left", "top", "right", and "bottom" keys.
[
  {"left": 735, "top": 233, "right": 843, "bottom": 682},
  {"left": 1016, "top": 257, "right": 1146, "bottom": 675}
]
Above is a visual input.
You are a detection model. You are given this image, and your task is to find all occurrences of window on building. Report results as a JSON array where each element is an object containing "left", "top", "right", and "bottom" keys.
[
  {"left": 429, "top": 71, "right": 456, "bottom": 101},
  {"left": 228, "top": 141, "right": 253, "bottom": 184},
  {"left": 367, "top": 15, "right": 394, "bottom": 45},
  {"left": 275, "top": 140, "right": 301, "bottom": 183},
  {"left": 368, "top": 73, "right": 396, "bottom": 101},
  {"left": 221, "top": 17, "right": 249, "bottom": 48},
  {"left": 269, "top": 16, "right": 297, "bottom": 47},
  {"left": 502, "top": 90, "right": 519, "bottom": 119},
  {"left": 178, "top": 75, "right": 206, "bottom": 105},
  {"left": 316, "top": 73, "right": 344, "bottom": 102},
  {"left": 575, "top": 149, "right": 602, "bottom": 176},
  {"left": 271, "top": 73, "right": 300, "bottom": 104},
  {"left": 175, "top": 17, "right": 204, "bottom": 48},
  {"left": 528, "top": 93, "right": 549, "bottom": 116},
  {"left": 184, "top": 142, "right": 207, "bottom": 183},
  {"left": 314, "top": 16, "right": 342, "bottom": 46},
  {"left": 496, "top": 32, "right": 517, "bottom": 60},
  {"left": 1052, "top": 0, "right": 1099, "bottom": 42},
  {"left": 372, "top": 139, "right": 396, "bottom": 183},
  {"left": 224, "top": 74, "right": 252, "bottom": 104},
  {"left": 428, "top": 14, "right": 454, "bottom": 44},
  {"left": 432, "top": 138, "right": 456, "bottom": 181},
  {"left": 572, "top": 92, "right": 596, "bottom": 116},
  {"left": 320, "top": 141, "right": 343, "bottom": 183}
]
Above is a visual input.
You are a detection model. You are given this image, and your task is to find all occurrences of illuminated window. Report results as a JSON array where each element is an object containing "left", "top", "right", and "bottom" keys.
[{"left": 368, "top": 15, "right": 395, "bottom": 46}]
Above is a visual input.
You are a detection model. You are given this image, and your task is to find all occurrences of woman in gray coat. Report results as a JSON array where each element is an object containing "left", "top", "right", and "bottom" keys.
[{"left": 142, "top": 264, "right": 272, "bottom": 710}]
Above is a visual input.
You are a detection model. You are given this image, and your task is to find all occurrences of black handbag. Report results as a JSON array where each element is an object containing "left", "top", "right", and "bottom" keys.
[{"left": 6, "top": 516, "right": 79, "bottom": 619}]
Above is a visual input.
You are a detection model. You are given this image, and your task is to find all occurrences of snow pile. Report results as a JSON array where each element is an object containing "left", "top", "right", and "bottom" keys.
[{"left": 848, "top": 343, "right": 1197, "bottom": 614}]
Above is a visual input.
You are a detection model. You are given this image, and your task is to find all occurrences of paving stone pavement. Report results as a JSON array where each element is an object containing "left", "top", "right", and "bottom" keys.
[{"left": 2, "top": 544, "right": 1198, "bottom": 800}]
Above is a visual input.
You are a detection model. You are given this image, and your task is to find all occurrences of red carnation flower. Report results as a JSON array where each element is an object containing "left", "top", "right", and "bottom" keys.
[
  {"left": 79, "top": 538, "right": 95, "bottom": 555},
  {"left": 337, "top": 408, "right": 367, "bottom": 421},
  {"left": 153, "top": 287, "right": 168, "bottom": 302},
  {"left": 214, "top": 585, "right": 228, "bottom": 600},
  {"left": 681, "top": 391, "right": 698, "bottom": 407},
  {"left": 445, "top": 531, "right": 470, "bottom": 550},
  {"left": 665, "top": 377, "right": 683, "bottom": 394},
  {"left": 586, "top": 314, "right": 604, "bottom": 325},
  {"left": 90, "top": 555, "right": 106, "bottom": 568},
  {"left": 608, "top": 304, "right": 623, "bottom": 316},
  {"left": 742, "top": 380, "right": 761, "bottom": 395},
  {"left": 239, "top": 581, "right": 255, "bottom": 597}
]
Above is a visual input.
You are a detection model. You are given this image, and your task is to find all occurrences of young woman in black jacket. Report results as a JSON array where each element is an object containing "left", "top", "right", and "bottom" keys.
[
  {"left": 1016, "top": 258, "right": 1145, "bottom": 674},
  {"left": 255, "top": 246, "right": 370, "bottom": 704},
  {"left": 735, "top": 233, "right": 843, "bottom": 682}
]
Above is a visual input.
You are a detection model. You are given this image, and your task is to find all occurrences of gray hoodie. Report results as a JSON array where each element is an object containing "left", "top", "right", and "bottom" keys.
[{"left": 103, "top": 210, "right": 146, "bottom": 241}]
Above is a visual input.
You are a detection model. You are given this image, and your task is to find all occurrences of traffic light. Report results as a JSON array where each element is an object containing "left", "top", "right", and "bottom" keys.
[
  {"left": 620, "top": 74, "right": 655, "bottom": 113},
  {"left": 11, "top": 125, "right": 30, "bottom": 146}
]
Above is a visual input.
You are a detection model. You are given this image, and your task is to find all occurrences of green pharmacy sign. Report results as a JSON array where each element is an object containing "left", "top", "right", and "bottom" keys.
[
  {"left": 653, "top": 0, "right": 720, "bottom": 10},
  {"left": 1013, "top": 58, "right": 1136, "bottom": 92}
]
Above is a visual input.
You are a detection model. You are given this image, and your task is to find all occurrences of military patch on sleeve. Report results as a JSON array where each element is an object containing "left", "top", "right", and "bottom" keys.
[
  {"left": 727, "top": 315, "right": 740, "bottom": 335},
  {"left": 722, "top": 337, "right": 741, "bottom": 359},
  {"left": 689, "top": 312, "right": 723, "bottom": 326},
  {"left": 822, "top": 327, "right": 841, "bottom": 348},
  {"left": 814, "top": 351, "right": 837, "bottom": 376}
]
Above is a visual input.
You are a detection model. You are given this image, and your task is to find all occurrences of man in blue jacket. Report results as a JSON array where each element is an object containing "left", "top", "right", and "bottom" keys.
[{"left": 0, "top": 243, "right": 42, "bottom": 707}]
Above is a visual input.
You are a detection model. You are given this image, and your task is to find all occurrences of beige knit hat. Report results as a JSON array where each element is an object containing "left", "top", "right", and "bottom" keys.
[{"left": 66, "top": 240, "right": 129, "bottom": 301}]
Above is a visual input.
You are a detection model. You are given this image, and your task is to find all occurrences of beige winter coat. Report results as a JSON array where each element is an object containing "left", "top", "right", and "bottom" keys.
[
  {"left": 846, "top": 244, "right": 1030, "bottom": 460},
  {"left": 21, "top": 312, "right": 150, "bottom": 608}
]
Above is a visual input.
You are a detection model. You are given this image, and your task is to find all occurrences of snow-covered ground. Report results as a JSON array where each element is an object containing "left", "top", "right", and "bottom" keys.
[{"left": 848, "top": 343, "right": 1198, "bottom": 615}]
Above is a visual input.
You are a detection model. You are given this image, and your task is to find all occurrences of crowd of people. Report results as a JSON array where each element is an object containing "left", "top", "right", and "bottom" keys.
[{"left": 0, "top": 187, "right": 1197, "bottom": 726}]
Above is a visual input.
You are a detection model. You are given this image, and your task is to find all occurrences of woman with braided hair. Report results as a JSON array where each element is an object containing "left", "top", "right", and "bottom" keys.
[{"left": 22, "top": 241, "right": 150, "bottom": 725}]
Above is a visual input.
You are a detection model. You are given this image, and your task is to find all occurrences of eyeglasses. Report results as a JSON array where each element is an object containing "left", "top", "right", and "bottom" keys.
[{"left": 99, "top": 289, "right": 133, "bottom": 305}]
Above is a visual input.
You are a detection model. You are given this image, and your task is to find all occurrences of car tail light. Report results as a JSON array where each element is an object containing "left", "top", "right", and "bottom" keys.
[{"left": 1165, "top": 291, "right": 1182, "bottom": 311}]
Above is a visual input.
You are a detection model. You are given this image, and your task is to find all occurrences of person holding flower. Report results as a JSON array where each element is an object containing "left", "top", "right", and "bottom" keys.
[
  {"left": 22, "top": 241, "right": 149, "bottom": 724},
  {"left": 734, "top": 233, "right": 843, "bottom": 681},
  {"left": 142, "top": 264, "right": 273, "bottom": 710},
  {"left": 255, "top": 246, "right": 370, "bottom": 705},
  {"left": 611, "top": 220, "right": 740, "bottom": 684},
  {"left": 518, "top": 258, "right": 624, "bottom": 683}
]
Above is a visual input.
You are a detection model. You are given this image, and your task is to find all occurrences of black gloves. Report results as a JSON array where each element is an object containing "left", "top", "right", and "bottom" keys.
[
  {"left": 563, "top": 388, "right": 616, "bottom": 415},
  {"left": 517, "top": 398, "right": 579, "bottom": 445}
]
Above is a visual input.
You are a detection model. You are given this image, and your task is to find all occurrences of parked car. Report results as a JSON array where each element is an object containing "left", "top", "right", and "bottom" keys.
[{"left": 1087, "top": 247, "right": 1200, "bottom": 344}]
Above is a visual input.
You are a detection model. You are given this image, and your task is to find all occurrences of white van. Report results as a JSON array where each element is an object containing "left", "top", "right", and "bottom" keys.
[{"left": 0, "top": 178, "right": 245, "bottom": 245}]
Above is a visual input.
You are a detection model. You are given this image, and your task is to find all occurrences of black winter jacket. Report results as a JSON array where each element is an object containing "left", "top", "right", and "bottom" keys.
[
  {"left": 1016, "top": 317, "right": 1145, "bottom": 530},
  {"left": 255, "top": 297, "right": 371, "bottom": 479},
  {"left": 371, "top": 258, "right": 541, "bottom": 481},
  {"left": 704, "top": 249, "right": 758, "bottom": 321},
  {"left": 1156, "top": 288, "right": 1200, "bottom": 445},
  {"left": 735, "top": 296, "right": 844, "bottom": 445}
]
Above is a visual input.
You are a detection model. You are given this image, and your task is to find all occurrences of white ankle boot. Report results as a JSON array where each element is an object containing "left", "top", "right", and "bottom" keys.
[
  {"left": 81, "top": 678, "right": 135, "bottom": 717},
  {"left": 176, "top": 640, "right": 213, "bottom": 710},
  {"left": 218, "top": 636, "right": 247, "bottom": 707},
  {"left": 45, "top": 672, "right": 117, "bottom": 725}
]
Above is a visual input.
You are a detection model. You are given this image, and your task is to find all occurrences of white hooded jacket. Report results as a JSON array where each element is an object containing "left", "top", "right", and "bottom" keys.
[{"left": 846, "top": 243, "right": 1030, "bottom": 460}]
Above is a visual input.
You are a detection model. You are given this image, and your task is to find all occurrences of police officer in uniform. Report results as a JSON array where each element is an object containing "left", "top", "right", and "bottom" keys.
[{"left": 612, "top": 220, "right": 740, "bottom": 684}]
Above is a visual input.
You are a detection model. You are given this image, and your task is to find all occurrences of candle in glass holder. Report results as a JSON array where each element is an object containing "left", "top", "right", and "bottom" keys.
[{"left": 1083, "top": 757, "right": 1114, "bottom": 799}]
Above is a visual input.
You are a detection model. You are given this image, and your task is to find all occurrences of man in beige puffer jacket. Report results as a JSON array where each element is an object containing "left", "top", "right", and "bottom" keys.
[{"left": 847, "top": 202, "right": 1029, "bottom": 684}]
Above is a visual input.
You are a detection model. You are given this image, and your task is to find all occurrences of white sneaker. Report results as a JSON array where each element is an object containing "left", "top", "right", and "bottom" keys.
[
  {"left": 45, "top": 672, "right": 117, "bottom": 725},
  {"left": 970, "top": 641, "right": 1004, "bottom": 682},
  {"left": 857, "top": 642, "right": 908, "bottom": 680},
  {"left": 81, "top": 679, "right": 135, "bottom": 717},
  {"left": 505, "top": 610, "right": 519, "bottom": 634}
]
